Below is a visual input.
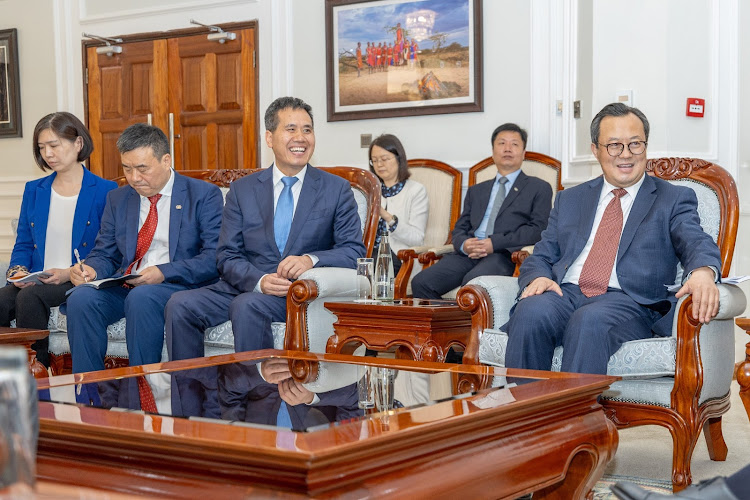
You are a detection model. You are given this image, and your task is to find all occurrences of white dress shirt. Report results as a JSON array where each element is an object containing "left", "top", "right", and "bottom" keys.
[
  {"left": 563, "top": 175, "right": 645, "bottom": 289},
  {"left": 135, "top": 169, "right": 175, "bottom": 272}
]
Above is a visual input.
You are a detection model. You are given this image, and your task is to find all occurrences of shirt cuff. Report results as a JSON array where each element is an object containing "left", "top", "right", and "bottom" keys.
[
  {"left": 683, "top": 266, "right": 719, "bottom": 284},
  {"left": 254, "top": 275, "right": 267, "bottom": 293},
  {"left": 307, "top": 394, "right": 320, "bottom": 405},
  {"left": 305, "top": 254, "right": 320, "bottom": 266}
]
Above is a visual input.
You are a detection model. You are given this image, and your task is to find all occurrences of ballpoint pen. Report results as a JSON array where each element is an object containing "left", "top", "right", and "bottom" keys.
[{"left": 73, "top": 248, "right": 88, "bottom": 283}]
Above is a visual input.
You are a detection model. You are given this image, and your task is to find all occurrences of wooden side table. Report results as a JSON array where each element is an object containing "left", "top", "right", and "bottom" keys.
[
  {"left": 0, "top": 326, "right": 49, "bottom": 378},
  {"left": 324, "top": 299, "right": 471, "bottom": 363},
  {"left": 734, "top": 317, "right": 750, "bottom": 423}
]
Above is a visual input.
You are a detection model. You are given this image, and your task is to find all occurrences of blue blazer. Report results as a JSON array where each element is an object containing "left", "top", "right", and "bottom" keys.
[
  {"left": 9, "top": 167, "right": 117, "bottom": 273},
  {"left": 214, "top": 165, "right": 366, "bottom": 294},
  {"left": 452, "top": 170, "right": 552, "bottom": 254},
  {"left": 83, "top": 171, "right": 224, "bottom": 288},
  {"left": 518, "top": 174, "right": 722, "bottom": 335}
]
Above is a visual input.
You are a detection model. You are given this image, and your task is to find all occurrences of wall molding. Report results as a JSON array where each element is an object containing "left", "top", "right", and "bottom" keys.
[{"left": 78, "top": 0, "right": 257, "bottom": 24}]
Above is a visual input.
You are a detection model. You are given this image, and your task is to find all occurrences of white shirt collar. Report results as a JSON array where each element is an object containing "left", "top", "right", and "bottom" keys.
[
  {"left": 272, "top": 163, "right": 308, "bottom": 186},
  {"left": 600, "top": 172, "right": 645, "bottom": 201}
]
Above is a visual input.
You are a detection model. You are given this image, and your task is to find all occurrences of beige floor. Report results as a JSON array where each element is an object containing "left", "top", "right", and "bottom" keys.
[{"left": 606, "top": 321, "right": 750, "bottom": 482}]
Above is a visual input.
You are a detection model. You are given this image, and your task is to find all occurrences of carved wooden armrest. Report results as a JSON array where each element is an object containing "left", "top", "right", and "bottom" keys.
[
  {"left": 285, "top": 279, "right": 320, "bottom": 384},
  {"left": 511, "top": 247, "right": 533, "bottom": 277},
  {"left": 418, "top": 244, "right": 454, "bottom": 269},
  {"left": 455, "top": 283, "right": 494, "bottom": 393},
  {"left": 394, "top": 247, "right": 428, "bottom": 299}
]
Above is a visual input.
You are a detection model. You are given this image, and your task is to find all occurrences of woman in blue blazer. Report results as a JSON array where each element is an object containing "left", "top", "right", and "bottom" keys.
[{"left": 0, "top": 112, "right": 117, "bottom": 366}]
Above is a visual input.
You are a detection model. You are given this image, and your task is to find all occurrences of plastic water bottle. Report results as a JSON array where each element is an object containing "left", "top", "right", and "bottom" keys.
[{"left": 373, "top": 230, "right": 395, "bottom": 301}]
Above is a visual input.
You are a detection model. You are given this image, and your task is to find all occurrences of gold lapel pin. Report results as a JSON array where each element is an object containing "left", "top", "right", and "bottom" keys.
[
  {"left": 176, "top": 205, "right": 182, "bottom": 209},
  {"left": 513, "top": 187, "right": 519, "bottom": 191}
]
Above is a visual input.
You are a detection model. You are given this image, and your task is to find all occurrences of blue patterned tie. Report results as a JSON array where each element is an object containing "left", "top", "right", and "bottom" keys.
[
  {"left": 276, "top": 400, "right": 293, "bottom": 428},
  {"left": 275, "top": 176, "right": 298, "bottom": 253}
]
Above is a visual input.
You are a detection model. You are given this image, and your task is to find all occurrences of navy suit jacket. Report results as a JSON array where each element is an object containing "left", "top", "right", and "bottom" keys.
[
  {"left": 83, "top": 171, "right": 223, "bottom": 288},
  {"left": 518, "top": 174, "right": 722, "bottom": 336},
  {"left": 10, "top": 167, "right": 117, "bottom": 273},
  {"left": 214, "top": 165, "right": 366, "bottom": 294},
  {"left": 452, "top": 171, "right": 552, "bottom": 255},
  {"left": 218, "top": 363, "right": 362, "bottom": 429}
]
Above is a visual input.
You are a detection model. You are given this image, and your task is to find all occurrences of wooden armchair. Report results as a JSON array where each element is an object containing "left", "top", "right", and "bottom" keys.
[
  {"left": 456, "top": 158, "right": 747, "bottom": 491},
  {"left": 417, "top": 151, "right": 561, "bottom": 299},
  {"left": 392, "top": 159, "right": 462, "bottom": 298}
]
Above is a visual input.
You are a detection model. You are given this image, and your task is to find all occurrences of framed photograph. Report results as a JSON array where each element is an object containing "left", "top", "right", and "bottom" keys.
[
  {"left": 326, "top": 0, "right": 482, "bottom": 122},
  {"left": 0, "top": 28, "right": 22, "bottom": 138}
]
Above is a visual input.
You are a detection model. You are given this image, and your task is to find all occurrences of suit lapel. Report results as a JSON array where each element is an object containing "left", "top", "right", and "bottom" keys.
[
  {"left": 284, "top": 165, "right": 319, "bottom": 256},
  {"left": 125, "top": 187, "right": 141, "bottom": 263},
  {"left": 618, "top": 174, "right": 657, "bottom": 261},
  {"left": 168, "top": 172, "right": 186, "bottom": 260},
  {"left": 572, "top": 177, "right": 604, "bottom": 258},
  {"left": 34, "top": 174, "right": 55, "bottom": 263},
  {"left": 495, "top": 170, "right": 527, "bottom": 219},
  {"left": 71, "top": 167, "right": 96, "bottom": 252},
  {"left": 256, "top": 167, "right": 278, "bottom": 257},
  {"left": 472, "top": 179, "right": 494, "bottom": 227}
]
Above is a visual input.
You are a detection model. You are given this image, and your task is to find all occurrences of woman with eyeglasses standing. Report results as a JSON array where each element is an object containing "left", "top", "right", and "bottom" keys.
[
  {"left": 368, "top": 134, "right": 429, "bottom": 275},
  {"left": 0, "top": 112, "right": 117, "bottom": 366}
]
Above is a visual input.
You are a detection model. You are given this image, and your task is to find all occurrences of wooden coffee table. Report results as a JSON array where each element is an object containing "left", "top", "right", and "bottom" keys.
[
  {"left": 325, "top": 299, "right": 472, "bottom": 363},
  {"left": 0, "top": 326, "right": 48, "bottom": 378},
  {"left": 36, "top": 350, "right": 618, "bottom": 499}
]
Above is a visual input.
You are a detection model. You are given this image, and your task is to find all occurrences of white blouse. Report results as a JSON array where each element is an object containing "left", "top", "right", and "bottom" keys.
[
  {"left": 381, "top": 179, "right": 429, "bottom": 254},
  {"left": 43, "top": 189, "right": 78, "bottom": 270}
]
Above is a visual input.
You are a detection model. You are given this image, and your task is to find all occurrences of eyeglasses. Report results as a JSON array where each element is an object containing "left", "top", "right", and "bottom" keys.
[
  {"left": 369, "top": 155, "right": 397, "bottom": 166},
  {"left": 598, "top": 141, "right": 647, "bottom": 157}
]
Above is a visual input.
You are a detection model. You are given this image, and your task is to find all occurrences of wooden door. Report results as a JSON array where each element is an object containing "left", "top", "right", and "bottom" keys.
[
  {"left": 85, "top": 23, "right": 258, "bottom": 178},
  {"left": 86, "top": 40, "right": 169, "bottom": 179},
  {"left": 168, "top": 28, "right": 257, "bottom": 171}
]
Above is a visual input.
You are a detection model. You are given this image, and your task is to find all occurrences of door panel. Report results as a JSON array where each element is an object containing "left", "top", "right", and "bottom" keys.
[
  {"left": 87, "top": 40, "right": 168, "bottom": 179},
  {"left": 85, "top": 24, "right": 257, "bottom": 178},
  {"left": 168, "top": 28, "right": 257, "bottom": 171}
]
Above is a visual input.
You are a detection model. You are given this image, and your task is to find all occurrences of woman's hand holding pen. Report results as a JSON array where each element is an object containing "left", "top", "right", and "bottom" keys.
[{"left": 70, "top": 263, "right": 95, "bottom": 286}]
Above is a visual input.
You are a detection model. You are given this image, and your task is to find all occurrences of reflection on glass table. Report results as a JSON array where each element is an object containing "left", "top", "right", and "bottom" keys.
[{"left": 38, "top": 354, "right": 523, "bottom": 433}]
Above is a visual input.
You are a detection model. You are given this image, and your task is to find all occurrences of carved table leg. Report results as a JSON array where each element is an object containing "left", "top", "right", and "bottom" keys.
[
  {"left": 28, "top": 346, "right": 48, "bottom": 379},
  {"left": 734, "top": 318, "right": 750, "bottom": 424}
]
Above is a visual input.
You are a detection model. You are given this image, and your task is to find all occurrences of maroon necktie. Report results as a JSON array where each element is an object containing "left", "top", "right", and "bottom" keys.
[
  {"left": 579, "top": 188, "right": 627, "bottom": 298},
  {"left": 125, "top": 194, "right": 162, "bottom": 275},
  {"left": 138, "top": 376, "right": 158, "bottom": 413}
]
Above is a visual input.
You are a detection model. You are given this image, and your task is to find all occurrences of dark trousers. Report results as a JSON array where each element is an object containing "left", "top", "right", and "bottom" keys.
[
  {"left": 0, "top": 282, "right": 73, "bottom": 367},
  {"left": 411, "top": 251, "right": 515, "bottom": 299},
  {"left": 504, "top": 283, "right": 661, "bottom": 375},
  {"left": 166, "top": 283, "right": 286, "bottom": 361},
  {"left": 66, "top": 282, "right": 189, "bottom": 373}
]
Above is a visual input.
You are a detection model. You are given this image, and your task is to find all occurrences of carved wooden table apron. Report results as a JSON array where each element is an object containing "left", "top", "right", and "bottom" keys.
[
  {"left": 734, "top": 317, "right": 750, "bottom": 422},
  {"left": 0, "top": 326, "right": 49, "bottom": 378},
  {"left": 36, "top": 350, "right": 619, "bottom": 499},
  {"left": 324, "top": 299, "right": 471, "bottom": 362}
]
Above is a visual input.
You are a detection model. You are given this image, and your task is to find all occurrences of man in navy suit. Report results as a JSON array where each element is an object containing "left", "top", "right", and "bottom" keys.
[
  {"left": 505, "top": 103, "right": 721, "bottom": 375},
  {"left": 67, "top": 123, "right": 223, "bottom": 374},
  {"left": 411, "top": 123, "right": 553, "bottom": 299},
  {"left": 165, "top": 96, "right": 365, "bottom": 362}
]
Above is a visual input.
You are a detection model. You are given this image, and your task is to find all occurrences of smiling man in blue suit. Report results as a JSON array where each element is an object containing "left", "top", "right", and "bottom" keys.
[
  {"left": 66, "top": 123, "right": 224, "bottom": 374},
  {"left": 165, "top": 96, "right": 365, "bottom": 363},
  {"left": 505, "top": 103, "right": 721, "bottom": 375}
]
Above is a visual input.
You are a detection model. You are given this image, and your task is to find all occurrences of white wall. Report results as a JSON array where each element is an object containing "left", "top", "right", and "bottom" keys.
[
  {"left": 0, "top": 1, "right": 57, "bottom": 254},
  {"left": 290, "top": 1, "right": 532, "bottom": 173}
]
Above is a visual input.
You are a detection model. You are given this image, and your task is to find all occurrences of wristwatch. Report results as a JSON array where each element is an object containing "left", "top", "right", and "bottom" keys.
[{"left": 388, "top": 215, "right": 398, "bottom": 228}]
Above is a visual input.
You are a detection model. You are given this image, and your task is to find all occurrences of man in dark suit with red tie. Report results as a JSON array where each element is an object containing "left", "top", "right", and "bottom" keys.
[
  {"left": 504, "top": 103, "right": 721, "bottom": 375},
  {"left": 411, "top": 123, "right": 553, "bottom": 299},
  {"left": 66, "top": 123, "right": 224, "bottom": 375}
]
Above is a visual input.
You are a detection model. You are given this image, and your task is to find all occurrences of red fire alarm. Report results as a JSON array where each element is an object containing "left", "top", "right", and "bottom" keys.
[{"left": 686, "top": 98, "right": 705, "bottom": 118}]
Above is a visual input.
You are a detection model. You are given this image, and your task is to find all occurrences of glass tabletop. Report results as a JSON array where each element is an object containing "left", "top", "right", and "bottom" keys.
[{"left": 37, "top": 351, "right": 549, "bottom": 434}]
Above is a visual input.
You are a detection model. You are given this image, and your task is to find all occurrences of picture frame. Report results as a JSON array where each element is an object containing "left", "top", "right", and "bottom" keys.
[
  {"left": 0, "top": 28, "right": 22, "bottom": 138},
  {"left": 325, "top": 0, "right": 482, "bottom": 122}
]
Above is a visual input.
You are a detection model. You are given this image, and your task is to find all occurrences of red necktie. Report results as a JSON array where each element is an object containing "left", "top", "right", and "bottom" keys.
[
  {"left": 138, "top": 376, "right": 158, "bottom": 413},
  {"left": 579, "top": 188, "right": 627, "bottom": 298},
  {"left": 125, "top": 194, "right": 162, "bottom": 275}
]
